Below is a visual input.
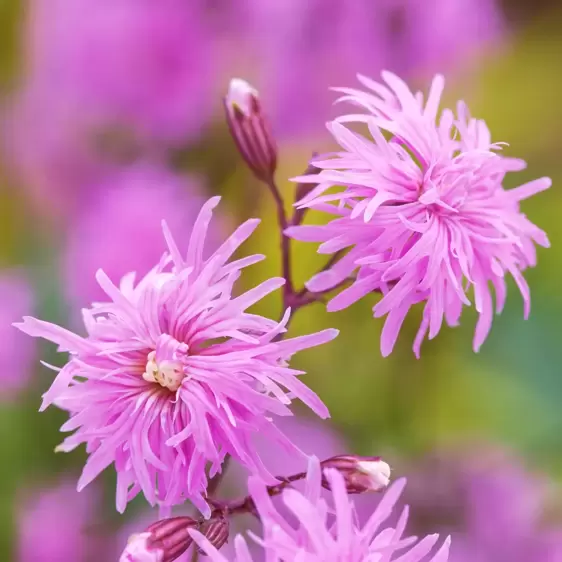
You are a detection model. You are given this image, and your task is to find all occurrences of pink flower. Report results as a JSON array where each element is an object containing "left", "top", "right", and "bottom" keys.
[
  {"left": 18, "top": 479, "right": 103, "bottom": 562},
  {"left": 64, "top": 164, "right": 212, "bottom": 309},
  {"left": 453, "top": 453, "right": 562, "bottom": 562},
  {"left": 404, "top": 448, "right": 562, "bottom": 562},
  {"left": 394, "top": 0, "right": 504, "bottom": 76},
  {"left": 4, "top": 0, "right": 213, "bottom": 220},
  {"left": 229, "top": 0, "right": 503, "bottom": 140},
  {"left": 0, "top": 270, "right": 35, "bottom": 399},
  {"left": 15, "top": 197, "right": 338, "bottom": 515},
  {"left": 191, "top": 457, "right": 451, "bottom": 561},
  {"left": 287, "top": 72, "right": 550, "bottom": 357},
  {"left": 3, "top": 88, "right": 106, "bottom": 220},
  {"left": 22, "top": 0, "right": 212, "bottom": 143}
]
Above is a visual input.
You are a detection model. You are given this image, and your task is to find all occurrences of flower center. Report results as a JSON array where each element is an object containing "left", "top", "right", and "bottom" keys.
[
  {"left": 142, "top": 351, "right": 184, "bottom": 391},
  {"left": 142, "top": 335, "right": 188, "bottom": 392}
]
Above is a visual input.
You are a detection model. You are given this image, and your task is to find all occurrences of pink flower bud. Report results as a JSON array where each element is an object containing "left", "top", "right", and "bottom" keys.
[
  {"left": 320, "top": 455, "right": 391, "bottom": 494},
  {"left": 120, "top": 517, "right": 198, "bottom": 562},
  {"left": 224, "top": 78, "right": 277, "bottom": 182},
  {"left": 198, "top": 517, "right": 229, "bottom": 552}
]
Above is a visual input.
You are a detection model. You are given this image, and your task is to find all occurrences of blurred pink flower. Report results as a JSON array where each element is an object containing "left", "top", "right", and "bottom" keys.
[
  {"left": 0, "top": 271, "right": 34, "bottom": 399},
  {"left": 16, "top": 197, "right": 338, "bottom": 515},
  {"left": 23, "top": 0, "right": 212, "bottom": 143},
  {"left": 452, "top": 458, "right": 562, "bottom": 561},
  {"left": 401, "top": 0, "right": 504, "bottom": 75},
  {"left": 63, "top": 164, "right": 211, "bottom": 309},
  {"left": 240, "top": 0, "right": 503, "bottom": 139},
  {"left": 287, "top": 72, "right": 550, "bottom": 357},
  {"left": 4, "top": 89, "right": 108, "bottom": 220},
  {"left": 191, "top": 458, "right": 451, "bottom": 561},
  {"left": 403, "top": 449, "right": 562, "bottom": 562},
  {"left": 18, "top": 480, "right": 102, "bottom": 562},
  {"left": 5, "top": 0, "right": 212, "bottom": 220}
]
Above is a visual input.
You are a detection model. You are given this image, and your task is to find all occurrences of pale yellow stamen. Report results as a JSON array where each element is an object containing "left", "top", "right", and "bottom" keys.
[{"left": 143, "top": 351, "right": 184, "bottom": 392}]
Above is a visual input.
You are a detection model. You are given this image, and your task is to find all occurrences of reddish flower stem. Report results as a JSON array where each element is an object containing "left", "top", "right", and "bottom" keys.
[
  {"left": 264, "top": 168, "right": 346, "bottom": 330},
  {"left": 265, "top": 177, "right": 294, "bottom": 301},
  {"left": 193, "top": 165, "right": 337, "bottom": 556},
  {"left": 191, "top": 470, "right": 309, "bottom": 560},
  {"left": 208, "top": 470, "right": 308, "bottom": 520},
  {"left": 264, "top": 162, "right": 381, "bottom": 334}
]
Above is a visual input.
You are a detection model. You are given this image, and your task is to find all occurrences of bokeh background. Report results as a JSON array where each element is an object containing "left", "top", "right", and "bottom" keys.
[{"left": 1, "top": 0, "right": 562, "bottom": 560}]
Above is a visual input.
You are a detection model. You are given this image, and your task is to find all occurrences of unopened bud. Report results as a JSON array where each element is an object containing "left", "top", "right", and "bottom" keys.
[
  {"left": 119, "top": 517, "right": 198, "bottom": 562},
  {"left": 224, "top": 78, "right": 277, "bottom": 182},
  {"left": 320, "top": 455, "right": 391, "bottom": 494},
  {"left": 197, "top": 517, "right": 229, "bottom": 552}
]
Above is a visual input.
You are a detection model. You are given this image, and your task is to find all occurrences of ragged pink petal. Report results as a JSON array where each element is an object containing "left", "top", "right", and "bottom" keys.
[
  {"left": 16, "top": 198, "right": 338, "bottom": 513},
  {"left": 287, "top": 72, "right": 550, "bottom": 356}
]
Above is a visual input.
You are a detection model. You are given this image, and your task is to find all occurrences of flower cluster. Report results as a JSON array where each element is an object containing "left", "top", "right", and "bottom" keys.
[
  {"left": 16, "top": 197, "right": 337, "bottom": 515},
  {"left": 14, "top": 66, "right": 553, "bottom": 562},
  {"left": 191, "top": 458, "right": 451, "bottom": 561},
  {"left": 287, "top": 72, "right": 550, "bottom": 356},
  {"left": 121, "top": 457, "right": 450, "bottom": 562}
]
